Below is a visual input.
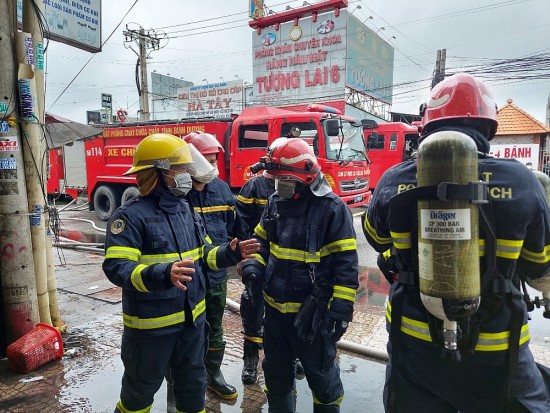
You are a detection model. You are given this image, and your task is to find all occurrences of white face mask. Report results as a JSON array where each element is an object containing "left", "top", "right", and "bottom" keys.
[
  {"left": 275, "top": 179, "right": 296, "bottom": 199},
  {"left": 168, "top": 172, "right": 193, "bottom": 196},
  {"left": 193, "top": 167, "right": 219, "bottom": 184}
]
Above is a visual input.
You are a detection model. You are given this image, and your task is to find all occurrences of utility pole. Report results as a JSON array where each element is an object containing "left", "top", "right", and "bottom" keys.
[
  {"left": 22, "top": 0, "right": 61, "bottom": 327},
  {"left": 123, "top": 26, "right": 163, "bottom": 121},
  {"left": 0, "top": 0, "right": 40, "bottom": 348},
  {"left": 431, "top": 49, "right": 447, "bottom": 89}
]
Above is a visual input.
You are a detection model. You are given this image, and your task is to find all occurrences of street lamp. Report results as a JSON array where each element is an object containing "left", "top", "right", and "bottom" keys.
[
  {"left": 376, "top": 27, "right": 385, "bottom": 34},
  {"left": 350, "top": 5, "right": 362, "bottom": 14},
  {"left": 363, "top": 15, "right": 373, "bottom": 23},
  {"left": 202, "top": 78, "right": 209, "bottom": 86}
]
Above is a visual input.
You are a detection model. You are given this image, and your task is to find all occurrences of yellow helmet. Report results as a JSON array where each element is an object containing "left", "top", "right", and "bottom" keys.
[{"left": 123, "top": 133, "right": 192, "bottom": 175}]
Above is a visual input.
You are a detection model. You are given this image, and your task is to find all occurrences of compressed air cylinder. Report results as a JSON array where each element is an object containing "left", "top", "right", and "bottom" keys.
[
  {"left": 417, "top": 131, "right": 481, "bottom": 354},
  {"left": 526, "top": 171, "right": 550, "bottom": 316}
]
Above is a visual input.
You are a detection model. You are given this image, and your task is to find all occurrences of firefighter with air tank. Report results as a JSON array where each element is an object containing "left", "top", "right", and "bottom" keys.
[{"left": 363, "top": 73, "right": 550, "bottom": 412}]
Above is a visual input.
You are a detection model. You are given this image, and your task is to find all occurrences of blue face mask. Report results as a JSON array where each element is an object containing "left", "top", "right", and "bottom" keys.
[{"left": 169, "top": 172, "right": 193, "bottom": 197}]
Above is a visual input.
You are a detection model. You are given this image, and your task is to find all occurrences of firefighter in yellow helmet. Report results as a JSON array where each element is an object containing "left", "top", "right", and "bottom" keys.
[{"left": 103, "top": 133, "right": 260, "bottom": 413}]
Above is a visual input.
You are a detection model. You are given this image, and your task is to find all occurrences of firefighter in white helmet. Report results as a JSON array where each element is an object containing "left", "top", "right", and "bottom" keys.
[{"left": 363, "top": 73, "right": 550, "bottom": 412}]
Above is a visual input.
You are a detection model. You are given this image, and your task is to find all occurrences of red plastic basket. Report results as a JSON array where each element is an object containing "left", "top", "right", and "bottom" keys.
[{"left": 6, "top": 323, "right": 64, "bottom": 373}]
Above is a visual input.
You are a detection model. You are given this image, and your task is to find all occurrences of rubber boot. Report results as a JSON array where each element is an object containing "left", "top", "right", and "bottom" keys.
[
  {"left": 205, "top": 348, "right": 238, "bottom": 400},
  {"left": 267, "top": 391, "right": 295, "bottom": 413},
  {"left": 242, "top": 340, "right": 259, "bottom": 385}
]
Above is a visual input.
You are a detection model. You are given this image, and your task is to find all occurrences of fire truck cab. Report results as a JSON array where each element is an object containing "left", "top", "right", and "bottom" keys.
[
  {"left": 78, "top": 104, "right": 371, "bottom": 220},
  {"left": 364, "top": 120, "right": 420, "bottom": 189}
]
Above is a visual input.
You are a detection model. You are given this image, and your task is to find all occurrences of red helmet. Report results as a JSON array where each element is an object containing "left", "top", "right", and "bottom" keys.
[
  {"left": 184, "top": 132, "right": 224, "bottom": 155},
  {"left": 420, "top": 73, "right": 498, "bottom": 139},
  {"left": 268, "top": 138, "right": 320, "bottom": 185}
]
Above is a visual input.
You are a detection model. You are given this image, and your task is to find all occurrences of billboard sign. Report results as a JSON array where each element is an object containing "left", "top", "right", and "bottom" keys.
[
  {"left": 177, "top": 80, "right": 243, "bottom": 118},
  {"left": 252, "top": 10, "right": 347, "bottom": 107},
  {"left": 101, "top": 93, "right": 112, "bottom": 109},
  {"left": 346, "top": 14, "right": 394, "bottom": 104},
  {"left": 17, "top": 0, "right": 102, "bottom": 53},
  {"left": 489, "top": 143, "right": 539, "bottom": 169}
]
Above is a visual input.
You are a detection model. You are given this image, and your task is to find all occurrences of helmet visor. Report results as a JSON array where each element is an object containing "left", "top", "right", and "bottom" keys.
[{"left": 187, "top": 143, "right": 216, "bottom": 179}]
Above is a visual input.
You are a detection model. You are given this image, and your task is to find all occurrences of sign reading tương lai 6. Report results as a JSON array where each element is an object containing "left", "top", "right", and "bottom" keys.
[{"left": 251, "top": 9, "right": 395, "bottom": 108}]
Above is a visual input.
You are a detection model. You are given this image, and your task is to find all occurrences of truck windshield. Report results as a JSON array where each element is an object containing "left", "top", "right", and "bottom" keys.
[{"left": 323, "top": 120, "right": 367, "bottom": 162}]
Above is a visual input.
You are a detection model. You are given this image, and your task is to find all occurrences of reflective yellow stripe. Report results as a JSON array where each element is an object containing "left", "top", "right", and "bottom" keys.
[
  {"left": 194, "top": 205, "right": 235, "bottom": 213},
  {"left": 476, "top": 324, "right": 530, "bottom": 351},
  {"left": 254, "top": 223, "right": 268, "bottom": 240},
  {"left": 130, "top": 264, "right": 149, "bottom": 292},
  {"left": 244, "top": 335, "right": 264, "bottom": 344},
  {"left": 116, "top": 400, "right": 152, "bottom": 413},
  {"left": 122, "top": 299, "right": 205, "bottom": 330},
  {"left": 206, "top": 246, "right": 220, "bottom": 270},
  {"left": 324, "top": 238, "right": 357, "bottom": 253},
  {"left": 139, "top": 249, "right": 201, "bottom": 265},
  {"left": 250, "top": 253, "right": 266, "bottom": 267},
  {"left": 263, "top": 291, "right": 302, "bottom": 313},
  {"left": 237, "top": 195, "right": 268, "bottom": 206},
  {"left": 382, "top": 248, "right": 392, "bottom": 260},
  {"left": 333, "top": 285, "right": 356, "bottom": 302},
  {"left": 386, "top": 300, "right": 529, "bottom": 351},
  {"left": 270, "top": 244, "right": 320, "bottom": 263},
  {"left": 105, "top": 246, "right": 140, "bottom": 261},
  {"left": 496, "top": 239, "right": 523, "bottom": 259},
  {"left": 123, "top": 310, "right": 185, "bottom": 330},
  {"left": 192, "top": 299, "right": 206, "bottom": 321},
  {"left": 391, "top": 231, "right": 411, "bottom": 250},
  {"left": 521, "top": 244, "right": 550, "bottom": 264},
  {"left": 363, "top": 216, "right": 392, "bottom": 244},
  {"left": 313, "top": 393, "right": 343, "bottom": 406}
]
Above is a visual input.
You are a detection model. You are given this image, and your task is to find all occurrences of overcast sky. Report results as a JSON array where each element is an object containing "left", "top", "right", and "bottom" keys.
[{"left": 43, "top": 0, "right": 550, "bottom": 125}]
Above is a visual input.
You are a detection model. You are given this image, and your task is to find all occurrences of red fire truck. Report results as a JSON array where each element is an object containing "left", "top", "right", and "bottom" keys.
[
  {"left": 50, "top": 104, "right": 372, "bottom": 220},
  {"left": 363, "top": 120, "right": 420, "bottom": 189}
]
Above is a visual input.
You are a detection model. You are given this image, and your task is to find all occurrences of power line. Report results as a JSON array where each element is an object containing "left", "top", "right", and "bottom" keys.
[{"left": 47, "top": 0, "right": 140, "bottom": 111}]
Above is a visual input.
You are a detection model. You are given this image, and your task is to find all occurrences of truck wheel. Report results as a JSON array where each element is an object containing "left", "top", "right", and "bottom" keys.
[
  {"left": 93, "top": 185, "right": 121, "bottom": 221},
  {"left": 121, "top": 186, "right": 140, "bottom": 205}
]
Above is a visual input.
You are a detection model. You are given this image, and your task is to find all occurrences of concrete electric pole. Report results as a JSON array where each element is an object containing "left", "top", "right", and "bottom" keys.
[
  {"left": 431, "top": 49, "right": 447, "bottom": 89},
  {"left": 123, "top": 26, "right": 164, "bottom": 121},
  {"left": 0, "top": 0, "right": 40, "bottom": 348}
]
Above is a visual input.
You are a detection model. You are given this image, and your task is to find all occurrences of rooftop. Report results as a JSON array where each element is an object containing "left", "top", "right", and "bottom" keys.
[{"left": 496, "top": 98, "right": 550, "bottom": 136}]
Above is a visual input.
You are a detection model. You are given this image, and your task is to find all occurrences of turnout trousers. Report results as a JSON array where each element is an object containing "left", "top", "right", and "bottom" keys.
[
  {"left": 117, "top": 322, "right": 207, "bottom": 413},
  {"left": 263, "top": 305, "right": 344, "bottom": 412},
  {"left": 206, "top": 278, "right": 228, "bottom": 349},
  {"left": 385, "top": 340, "right": 550, "bottom": 413}
]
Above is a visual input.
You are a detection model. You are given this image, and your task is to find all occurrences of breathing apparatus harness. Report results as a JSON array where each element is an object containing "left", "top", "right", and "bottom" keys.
[{"left": 387, "top": 162, "right": 525, "bottom": 411}]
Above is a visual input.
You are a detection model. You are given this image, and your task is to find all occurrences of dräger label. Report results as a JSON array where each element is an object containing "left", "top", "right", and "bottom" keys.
[{"left": 420, "top": 208, "right": 471, "bottom": 240}]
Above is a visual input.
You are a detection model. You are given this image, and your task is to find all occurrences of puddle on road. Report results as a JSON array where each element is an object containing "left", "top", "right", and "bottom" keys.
[{"left": 1, "top": 311, "right": 386, "bottom": 413}]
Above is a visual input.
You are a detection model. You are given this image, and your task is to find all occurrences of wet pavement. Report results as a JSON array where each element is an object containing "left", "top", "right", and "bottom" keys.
[{"left": 1, "top": 203, "right": 550, "bottom": 412}]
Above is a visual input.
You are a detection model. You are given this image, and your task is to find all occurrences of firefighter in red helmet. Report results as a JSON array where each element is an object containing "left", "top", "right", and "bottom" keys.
[
  {"left": 363, "top": 73, "right": 550, "bottom": 412},
  {"left": 184, "top": 132, "right": 238, "bottom": 400},
  {"left": 241, "top": 137, "right": 359, "bottom": 412}
]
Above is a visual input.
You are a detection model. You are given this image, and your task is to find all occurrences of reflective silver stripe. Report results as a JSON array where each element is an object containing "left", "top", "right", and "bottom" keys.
[
  {"left": 387, "top": 301, "right": 530, "bottom": 351},
  {"left": 390, "top": 231, "right": 411, "bottom": 250}
]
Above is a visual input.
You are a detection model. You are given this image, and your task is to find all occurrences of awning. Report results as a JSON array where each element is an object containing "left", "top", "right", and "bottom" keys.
[{"left": 44, "top": 112, "right": 103, "bottom": 149}]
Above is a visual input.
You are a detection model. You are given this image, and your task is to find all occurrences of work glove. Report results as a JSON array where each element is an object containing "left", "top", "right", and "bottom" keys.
[
  {"left": 294, "top": 288, "right": 329, "bottom": 343},
  {"left": 377, "top": 252, "right": 398, "bottom": 284},
  {"left": 326, "top": 318, "right": 349, "bottom": 342}
]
